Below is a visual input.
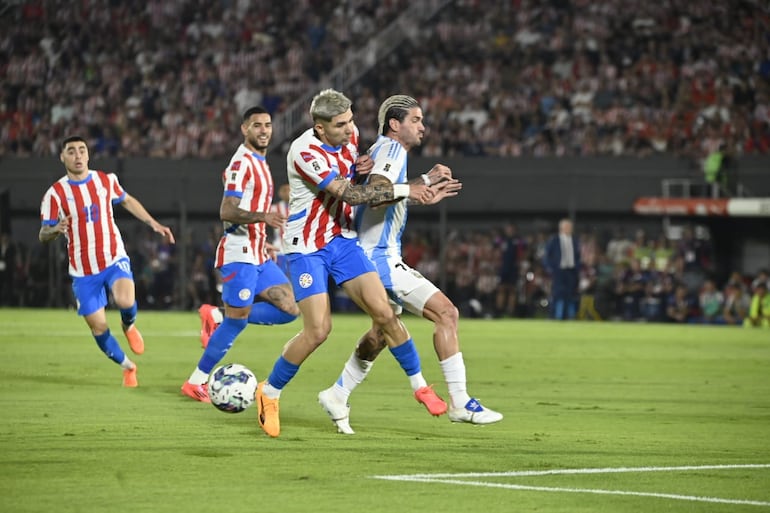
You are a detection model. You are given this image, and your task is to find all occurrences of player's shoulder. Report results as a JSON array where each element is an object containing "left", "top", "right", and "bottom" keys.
[
  {"left": 227, "top": 144, "right": 254, "bottom": 168},
  {"left": 289, "top": 130, "right": 326, "bottom": 162}
]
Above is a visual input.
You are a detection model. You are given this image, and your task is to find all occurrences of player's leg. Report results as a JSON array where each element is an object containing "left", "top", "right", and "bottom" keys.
[
  {"left": 198, "top": 261, "right": 297, "bottom": 347},
  {"left": 74, "top": 273, "right": 137, "bottom": 387},
  {"left": 250, "top": 260, "right": 299, "bottom": 324},
  {"left": 318, "top": 324, "right": 384, "bottom": 434},
  {"left": 257, "top": 252, "right": 332, "bottom": 437},
  {"left": 342, "top": 271, "right": 446, "bottom": 416},
  {"left": 182, "top": 263, "right": 253, "bottom": 402},
  {"left": 420, "top": 290, "right": 503, "bottom": 424},
  {"left": 109, "top": 258, "right": 144, "bottom": 355}
]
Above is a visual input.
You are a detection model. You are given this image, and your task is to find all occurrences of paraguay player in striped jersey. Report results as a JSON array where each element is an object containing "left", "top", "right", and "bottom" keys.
[
  {"left": 319, "top": 95, "right": 502, "bottom": 433},
  {"left": 181, "top": 106, "right": 299, "bottom": 403},
  {"left": 39, "top": 136, "right": 175, "bottom": 387},
  {"left": 255, "top": 89, "right": 442, "bottom": 438}
]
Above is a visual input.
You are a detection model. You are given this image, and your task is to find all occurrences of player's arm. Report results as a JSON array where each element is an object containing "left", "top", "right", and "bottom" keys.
[
  {"left": 220, "top": 196, "right": 285, "bottom": 229},
  {"left": 120, "top": 194, "right": 176, "bottom": 243},
  {"left": 325, "top": 174, "right": 434, "bottom": 205},
  {"left": 39, "top": 217, "right": 69, "bottom": 243}
]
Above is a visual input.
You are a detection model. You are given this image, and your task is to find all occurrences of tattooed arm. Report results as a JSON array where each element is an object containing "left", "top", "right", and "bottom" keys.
[
  {"left": 220, "top": 196, "right": 286, "bottom": 229},
  {"left": 324, "top": 174, "right": 435, "bottom": 206}
]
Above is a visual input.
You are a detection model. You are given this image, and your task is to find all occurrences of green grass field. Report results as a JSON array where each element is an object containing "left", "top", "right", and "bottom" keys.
[{"left": 1, "top": 309, "right": 768, "bottom": 513}]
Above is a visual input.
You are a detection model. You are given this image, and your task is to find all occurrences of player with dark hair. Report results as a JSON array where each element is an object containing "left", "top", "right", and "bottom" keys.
[
  {"left": 181, "top": 106, "right": 299, "bottom": 402},
  {"left": 39, "top": 136, "right": 175, "bottom": 387},
  {"left": 318, "top": 95, "right": 502, "bottom": 434},
  {"left": 255, "top": 89, "right": 443, "bottom": 437}
]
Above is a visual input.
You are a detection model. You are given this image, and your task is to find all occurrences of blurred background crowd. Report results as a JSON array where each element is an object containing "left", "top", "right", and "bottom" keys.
[
  {"left": 1, "top": 0, "right": 768, "bottom": 325},
  {"left": 2, "top": 0, "right": 769, "bottom": 164},
  {"left": 2, "top": 219, "right": 768, "bottom": 327}
]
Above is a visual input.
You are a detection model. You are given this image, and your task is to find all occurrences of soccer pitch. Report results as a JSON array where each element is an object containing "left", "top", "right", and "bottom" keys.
[{"left": 1, "top": 309, "right": 768, "bottom": 513}]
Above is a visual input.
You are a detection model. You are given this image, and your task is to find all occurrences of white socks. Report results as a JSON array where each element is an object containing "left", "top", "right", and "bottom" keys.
[
  {"left": 188, "top": 368, "right": 209, "bottom": 385},
  {"left": 332, "top": 352, "right": 375, "bottom": 401},
  {"left": 439, "top": 352, "right": 471, "bottom": 408}
]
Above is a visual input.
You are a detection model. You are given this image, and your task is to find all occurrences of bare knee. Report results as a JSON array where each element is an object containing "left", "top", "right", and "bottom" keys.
[
  {"left": 111, "top": 288, "right": 135, "bottom": 309},
  {"left": 304, "top": 321, "right": 332, "bottom": 348},
  {"left": 436, "top": 304, "right": 459, "bottom": 330}
]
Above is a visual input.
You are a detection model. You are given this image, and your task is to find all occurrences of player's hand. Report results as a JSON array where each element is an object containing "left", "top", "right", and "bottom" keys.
[
  {"left": 151, "top": 222, "right": 176, "bottom": 244},
  {"left": 56, "top": 216, "right": 70, "bottom": 234},
  {"left": 408, "top": 183, "right": 435, "bottom": 204},
  {"left": 425, "top": 164, "right": 452, "bottom": 185},
  {"left": 354, "top": 154, "right": 374, "bottom": 176},
  {"left": 425, "top": 178, "right": 462, "bottom": 205},
  {"left": 263, "top": 211, "right": 287, "bottom": 229},
  {"left": 265, "top": 242, "right": 279, "bottom": 261}
]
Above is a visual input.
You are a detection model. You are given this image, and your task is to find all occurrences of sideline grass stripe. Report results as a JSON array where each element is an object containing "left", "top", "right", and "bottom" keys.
[{"left": 373, "top": 464, "right": 770, "bottom": 507}]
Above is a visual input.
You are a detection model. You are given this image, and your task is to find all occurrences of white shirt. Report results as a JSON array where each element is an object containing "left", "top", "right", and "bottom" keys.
[
  {"left": 355, "top": 135, "right": 409, "bottom": 259},
  {"left": 559, "top": 234, "right": 575, "bottom": 269}
]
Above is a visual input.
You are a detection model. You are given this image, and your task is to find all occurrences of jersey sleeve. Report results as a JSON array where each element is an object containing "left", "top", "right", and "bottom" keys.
[
  {"left": 39, "top": 187, "right": 60, "bottom": 226},
  {"left": 106, "top": 172, "right": 127, "bottom": 204},
  {"left": 369, "top": 140, "right": 406, "bottom": 184},
  {"left": 291, "top": 146, "right": 338, "bottom": 191},
  {"left": 223, "top": 155, "right": 250, "bottom": 198}
]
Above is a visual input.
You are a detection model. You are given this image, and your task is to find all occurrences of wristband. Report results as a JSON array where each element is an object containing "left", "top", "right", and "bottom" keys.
[
  {"left": 393, "top": 183, "right": 410, "bottom": 199},
  {"left": 421, "top": 173, "right": 431, "bottom": 186}
]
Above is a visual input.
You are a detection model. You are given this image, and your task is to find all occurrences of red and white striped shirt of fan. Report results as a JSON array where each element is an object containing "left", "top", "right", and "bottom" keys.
[
  {"left": 283, "top": 127, "right": 360, "bottom": 254},
  {"left": 40, "top": 170, "right": 128, "bottom": 277},
  {"left": 215, "top": 144, "right": 274, "bottom": 268}
]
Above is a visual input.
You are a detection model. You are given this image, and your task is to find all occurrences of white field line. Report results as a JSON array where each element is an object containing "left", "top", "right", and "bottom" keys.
[{"left": 371, "top": 464, "right": 770, "bottom": 507}]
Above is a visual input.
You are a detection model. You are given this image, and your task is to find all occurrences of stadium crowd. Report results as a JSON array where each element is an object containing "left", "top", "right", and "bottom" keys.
[
  {"left": 1, "top": 1, "right": 768, "bottom": 326},
  {"left": 1, "top": 0, "right": 769, "bottom": 162},
  {"left": 3, "top": 221, "right": 768, "bottom": 327}
]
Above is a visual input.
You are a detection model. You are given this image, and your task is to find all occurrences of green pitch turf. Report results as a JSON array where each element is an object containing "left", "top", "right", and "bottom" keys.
[{"left": 0, "top": 309, "right": 768, "bottom": 513}]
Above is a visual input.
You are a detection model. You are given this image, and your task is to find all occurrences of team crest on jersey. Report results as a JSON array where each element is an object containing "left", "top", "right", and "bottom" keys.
[
  {"left": 239, "top": 288, "right": 251, "bottom": 300},
  {"left": 298, "top": 273, "right": 313, "bottom": 288},
  {"left": 300, "top": 152, "right": 314, "bottom": 162},
  {"left": 231, "top": 161, "right": 241, "bottom": 171}
]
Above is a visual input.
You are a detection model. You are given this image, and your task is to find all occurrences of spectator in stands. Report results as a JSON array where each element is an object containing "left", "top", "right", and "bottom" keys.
[
  {"left": 666, "top": 284, "right": 695, "bottom": 323},
  {"left": 744, "top": 282, "right": 770, "bottom": 328},
  {"left": 698, "top": 279, "right": 724, "bottom": 324},
  {"left": 722, "top": 283, "right": 750, "bottom": 326}
]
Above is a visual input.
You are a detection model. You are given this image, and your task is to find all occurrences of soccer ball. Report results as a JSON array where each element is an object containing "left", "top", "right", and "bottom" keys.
[{"left": 208, "top": 363, "right": 258, "bottom": 413}]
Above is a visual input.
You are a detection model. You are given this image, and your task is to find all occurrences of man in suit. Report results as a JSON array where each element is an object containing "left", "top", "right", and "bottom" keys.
[{"left": 544, "top": 218, "right": 581, "bottom": 320}]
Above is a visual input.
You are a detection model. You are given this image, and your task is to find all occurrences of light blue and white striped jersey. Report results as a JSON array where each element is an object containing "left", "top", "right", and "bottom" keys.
[{"left": 355, "top": 135, "right": 409, "bottom": 258}]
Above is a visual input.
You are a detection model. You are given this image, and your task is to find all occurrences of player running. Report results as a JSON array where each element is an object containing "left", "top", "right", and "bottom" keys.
[
  {"left": 181, "top": 106, "right": 299, "bottom": 402},
  {"left": 39, "top": 135, "right": 175, "bottom": 387}
]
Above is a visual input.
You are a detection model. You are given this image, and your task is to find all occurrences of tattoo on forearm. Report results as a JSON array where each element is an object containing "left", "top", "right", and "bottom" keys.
[{"left": 337, "top": 176, "right": 395, "bottom": 205}]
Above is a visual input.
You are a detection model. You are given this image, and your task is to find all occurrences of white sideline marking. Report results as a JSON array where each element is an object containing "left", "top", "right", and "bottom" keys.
[{"left": 371, "top": 464, "right": 770, "bottom": 507}]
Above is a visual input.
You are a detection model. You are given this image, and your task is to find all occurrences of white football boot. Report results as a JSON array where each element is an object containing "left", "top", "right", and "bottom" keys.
[
  {"left": 318, "top": 387, "right": 355, "bottom": 435},
  {"left": 448, "top": 398, "right": 503, "bottom": 424}
]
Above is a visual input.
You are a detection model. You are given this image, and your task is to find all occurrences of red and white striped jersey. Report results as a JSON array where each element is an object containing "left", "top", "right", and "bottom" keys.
[
  {"left": 214, "top": 144, "right": 274, "bottom": 267},
  {"left": 39, "top": 170, "right": 128, "bottom": 277},
  {"left": 283, "top": 127, "right": 360, "bottom": 254},
  {"left": 269, "top": 199, "right": 289, "bottom": 252}
]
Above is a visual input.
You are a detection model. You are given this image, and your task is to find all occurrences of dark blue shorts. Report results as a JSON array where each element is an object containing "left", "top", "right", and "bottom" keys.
[
  {"left": 71, "top": 258, "right": 133, "bottom": 316},
  {"left": 287, "top": 236, "right": 375, "bottom": 302},
  {"left": 219, "top": 260, "right": 290, "bottom": 308}
]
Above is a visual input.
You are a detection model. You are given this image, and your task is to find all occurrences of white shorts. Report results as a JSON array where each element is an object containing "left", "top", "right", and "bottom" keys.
[{"left": 370, "top": 254, "right": 440, "bottom": 316}]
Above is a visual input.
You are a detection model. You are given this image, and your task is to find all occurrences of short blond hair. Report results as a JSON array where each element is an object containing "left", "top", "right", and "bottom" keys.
[{"left": 310, "top": 89, "right": 352, "bottom": 122}]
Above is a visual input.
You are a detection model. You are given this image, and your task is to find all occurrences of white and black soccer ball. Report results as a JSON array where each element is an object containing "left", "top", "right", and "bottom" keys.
[{"left": 208, "top": 363, "right": 258, "bottom": 413}]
